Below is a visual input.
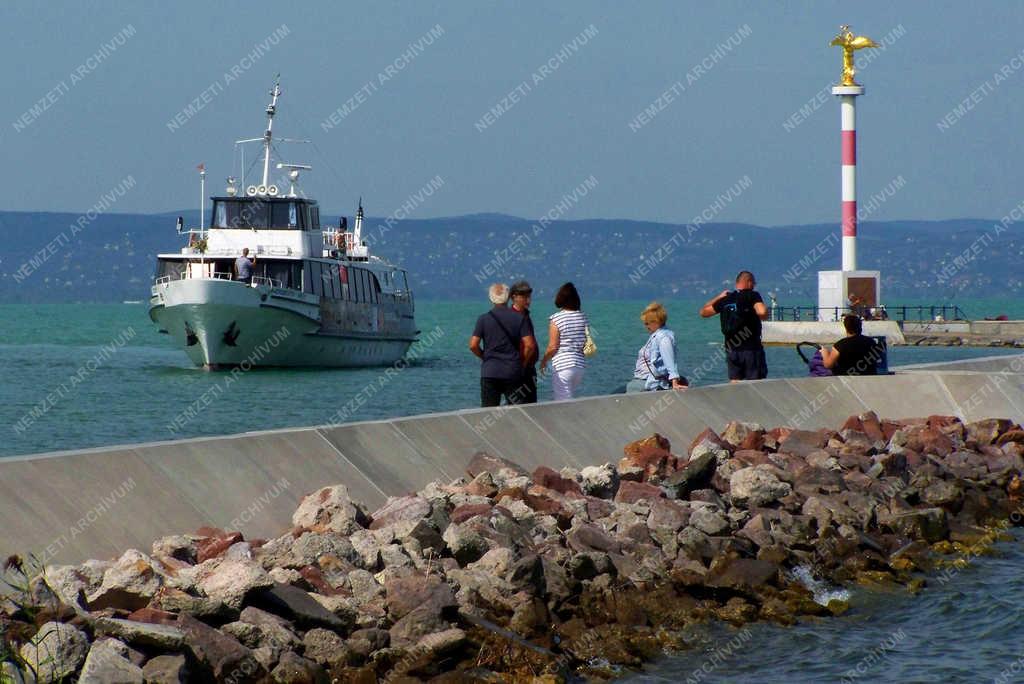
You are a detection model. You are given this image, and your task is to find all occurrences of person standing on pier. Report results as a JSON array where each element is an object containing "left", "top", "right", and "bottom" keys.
[
  {"left": 469, "top": 283, "right": 537, "bottom": 407},
  {"left": 700, "top": 270, "right": 769, "bottom": 381},
  {"left": 539, "top": 282, "right": 589, "bottom": 400},
  {"left": 509, "top": 280, "right": 539, "bottom": 403}
]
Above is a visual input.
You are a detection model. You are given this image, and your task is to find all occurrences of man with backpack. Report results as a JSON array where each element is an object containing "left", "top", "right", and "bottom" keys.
[
  {"left": 700, "top": 270, "right": 769, "bottom": 381},
  {"left": 469, "top": 283, "right": 537, "bottom": 407}
]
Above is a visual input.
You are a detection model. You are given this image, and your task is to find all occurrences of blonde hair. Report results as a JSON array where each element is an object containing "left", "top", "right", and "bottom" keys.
[
  {"left": 641, "top": 301, "right": 667, "bottom": 327},
  {"left": 488, "top": 283, "right": 510, "bottom": 305}
]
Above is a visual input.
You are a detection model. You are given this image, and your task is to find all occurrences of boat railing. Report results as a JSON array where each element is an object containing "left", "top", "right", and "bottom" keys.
[{"left": 251, "top": 276, "right": 283, "bottom": 288}]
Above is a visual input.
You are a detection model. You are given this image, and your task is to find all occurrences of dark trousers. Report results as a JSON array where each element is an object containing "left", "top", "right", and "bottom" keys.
[
  {"left": 521, "top": 368, "right": 537, "bottom": 404},
  {"left": 480, "top": 377, "right": 531, "bottom": 407}
]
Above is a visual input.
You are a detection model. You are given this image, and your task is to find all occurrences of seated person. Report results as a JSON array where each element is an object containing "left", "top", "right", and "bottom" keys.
[{"left": 821, "top": 314, "right": 884, "bottom": 376}]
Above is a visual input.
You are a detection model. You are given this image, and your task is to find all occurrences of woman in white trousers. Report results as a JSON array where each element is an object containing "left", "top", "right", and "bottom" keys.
[{"left": 540, "top": 282, "right": 588, "bottom": 401}]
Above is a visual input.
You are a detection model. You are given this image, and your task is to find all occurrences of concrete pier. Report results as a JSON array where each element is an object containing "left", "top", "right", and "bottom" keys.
[{"left": 1, "top": 356, "right": 1022, "bottom": 565}]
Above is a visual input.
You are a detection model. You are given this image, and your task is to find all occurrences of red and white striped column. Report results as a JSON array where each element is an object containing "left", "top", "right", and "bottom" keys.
[{"left": 832, "top": 84, "right": 864, "bottom": 271}]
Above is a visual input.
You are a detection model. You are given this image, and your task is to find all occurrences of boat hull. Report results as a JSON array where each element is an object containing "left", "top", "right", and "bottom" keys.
[{"left": 149, "top": 278, "right": 416, "bottom": 368}]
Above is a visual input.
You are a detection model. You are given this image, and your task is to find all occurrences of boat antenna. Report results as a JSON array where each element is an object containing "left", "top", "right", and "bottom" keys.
[{"left": 261, "top": 75, "right": 281, "bottom": 189}]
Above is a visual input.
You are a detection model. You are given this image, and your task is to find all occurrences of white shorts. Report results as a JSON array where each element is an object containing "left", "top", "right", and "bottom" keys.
[{"left": 551, "top": 367, "right": 585, "bottom": 401}]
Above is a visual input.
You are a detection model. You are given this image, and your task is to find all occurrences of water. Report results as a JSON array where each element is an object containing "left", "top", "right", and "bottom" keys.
[
  {"left": 625, "top": 532, "right": 1024, "bottom": 683},
  {"left": 1, "top": 299, "right": 1020, "bottom": 458}
]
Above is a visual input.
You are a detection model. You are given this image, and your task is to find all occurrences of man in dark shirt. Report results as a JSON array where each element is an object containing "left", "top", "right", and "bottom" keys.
[
  {"left": 700, "top": 270, "right": 769, "bottom": 381},
  {"left": 822, "top": 314, "right": 884, "bottom": 376},
  {"left": 509, "top": 280, "right": 538, "bottom": 404},
  {"left": 469, "top": 283, "right": 537, "bottom": 407}
]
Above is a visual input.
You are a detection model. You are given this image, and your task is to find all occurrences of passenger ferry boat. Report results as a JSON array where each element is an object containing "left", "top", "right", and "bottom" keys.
[{"left": 148, "top": 80, "right": 417, "bottom": 368}]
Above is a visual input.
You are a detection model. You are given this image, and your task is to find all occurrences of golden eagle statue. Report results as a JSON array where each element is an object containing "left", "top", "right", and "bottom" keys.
[{"left": 830, "top": 25, "right": 879, "bottom": 86}]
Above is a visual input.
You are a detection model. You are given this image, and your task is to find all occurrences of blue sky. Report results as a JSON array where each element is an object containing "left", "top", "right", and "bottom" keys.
[{"left": 3, "top": 1, "right": 1023, "bottom": 226}]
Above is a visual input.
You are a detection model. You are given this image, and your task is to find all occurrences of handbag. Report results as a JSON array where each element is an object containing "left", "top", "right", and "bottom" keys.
[{"left": 583, "top": 325, "right": 597, "bottom": 357}]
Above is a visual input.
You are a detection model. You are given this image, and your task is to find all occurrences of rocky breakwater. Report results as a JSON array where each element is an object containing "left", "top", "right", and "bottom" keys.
[{"left": 3, "top": 412, "right": 1024, "bottom": 682}]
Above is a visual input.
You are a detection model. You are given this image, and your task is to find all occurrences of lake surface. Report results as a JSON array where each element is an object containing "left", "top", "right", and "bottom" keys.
[{"left": 1, "top": 299, "right": 1020, "bottom": 457}]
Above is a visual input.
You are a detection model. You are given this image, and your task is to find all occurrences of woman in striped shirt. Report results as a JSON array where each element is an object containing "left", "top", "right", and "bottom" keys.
[{"left": 540, "top": 282, "right": 589, "bottom": 400}]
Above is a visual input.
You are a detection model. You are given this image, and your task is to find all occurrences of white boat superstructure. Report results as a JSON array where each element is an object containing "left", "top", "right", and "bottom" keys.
[{"left": 148, "top": 79, "right": 417, "bottom": 368}]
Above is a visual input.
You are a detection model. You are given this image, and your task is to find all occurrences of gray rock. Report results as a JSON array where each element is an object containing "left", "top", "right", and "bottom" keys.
[
  {"left": 690, "top": 507, "right": 730, "bottom": 536},
  {"left": 302, "top": 627, "right": 351, "bottom": 668},
  {"left": 176, "top": 614, "right": 265, "bottom": 682},
  {"left": 249, "top": 583, "right": 352, "bottom": 632},
  {"left": 662, "top": 451, "right": 717, "bottom": 498},
  {"left": 442, "top": 521, "right": 493, "bottom": 566},
  {"left": 93, "top": 616, "right": 185, "bottom": 649},
  {"left": 291, "top": 484, "right": 368, "bottom": 534},
  {"left": 151, "top": 534, "right": 199, "bottom": 564},
  {"left": 346, "top": 568, "right": 385, "bottom": 605},
  {"left": 87, "top": 549, "right": 165, "bottom": 610},
  {"left": 78, "top": 638, "right": 143, "bottom": 683},
  {"left": 239, "top": 606, "right": 302, "bottom": 651},
  {"left": 196, "top": 558, "right": 273, "bottom": 609},
  {"left": 0, "top": 662, "right": 34, "bottom": 684},
  {"left": 19, "top": 621, "right": 89, "bottom": 684},
  {"left": 269, "top": 651, "right": 325, "bottom": 684},
  {"left": 468, "top": 547, "right": 515, "bottom": 576},
  {"left": 141, "top": 654, "right": 188, "bottom": 683},
  {"left": 221, "top": 621, "right": 262, "bottom": 649},
  {"left": 579, "top": 464, "right": 619, "bottom": 498},
  {"left": 729, "top": 466, "right": 793, "bottom": 508}
]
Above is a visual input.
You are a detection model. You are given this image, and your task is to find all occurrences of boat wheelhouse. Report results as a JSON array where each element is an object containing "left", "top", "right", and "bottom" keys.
[{"left": 148, "top": 80, "right": 417, "bottom": 368}]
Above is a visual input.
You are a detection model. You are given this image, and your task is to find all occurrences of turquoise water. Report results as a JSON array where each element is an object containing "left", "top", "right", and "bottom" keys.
[{"left": 0, "top": 299, "right": 1020, "bottom": 457}]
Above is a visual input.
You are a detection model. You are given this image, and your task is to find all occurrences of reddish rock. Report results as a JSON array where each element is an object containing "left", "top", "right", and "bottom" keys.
[
  {"left": 646, "top": 498, "right": 691, "bottom": 533},
  {"left": 523, "top": 486, "right": 575, "bottom": 526},
  {"left": 733, "top": 450, "right": 774, "bottom": 467},
  {"left": 368, "top": 495, "right": 432, "bottom": 530},
  {"left": 705, "top": 557, "right": 781, "bottom": 591},
  {"left": 177, "top": 613, "right": 265, "bottom": 682},
  {"left": 196, "top": 532, "right": 244, "bottom": 563},
  {"left": 618, "top": 445, "right": 677, "bottom": 483},
  {"left": 450, "top": 503, "right": 493, "bottom": 525},
  {"left": 917, "top": 428, "right": 954, "bottom": 457},
  {"left": 532, "top": 466, "right": 583, "bottom": 497},
  {"left": 126, "top": 607, "right": 177, "bottom": 625},
  {"left": 465, "top": 451, "right": 528, "bottom": 479},
  {"left": 625, "top": 433, "right": 672, "bottom": 460},
  {"left": 566, "top": 523, "right": 623, "bottom": 555},
  {"left": 881, "top": 420, "right": 901, "bottom": 441},
  {"left": 841, "top": 415, "right": 864, "bottom": 432},
  {"left": 464, "top": 475, "right": 499, "bottom": 498},
  {"left": 739, "top": 431, "right": 766, "bottom": 451},
  {"left": 765, "top": 426, "right": 791, "bottom": 450},
  {"left": 384, "top": 574, "right": 456, "bottom": 622},
  {"left": 860, "top": 412, "right": 885, "bottom": 442},
  {"left": 779, "top": 430, "right": 828, "bottom": 458},
  {"left": 299, "top": 565, "right": 344, "bottom": 596},
  {"left": 688, "top": 428, "right": 733, "bottom": 456},
  {"left": 965, "top": 418, "right": 1015, "bottom": 446},
  {"left": 996, "top": 429, "right": 1024, "bottom": 447},
  {"left": 613, "top": 480, "right": 665, "bottom": 504},
  {"left": 585, "top": 496, "right": 615, "bottom": 521}
]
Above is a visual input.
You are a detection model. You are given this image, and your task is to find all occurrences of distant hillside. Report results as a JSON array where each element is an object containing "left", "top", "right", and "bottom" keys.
[{"left": 0, "top": 210, "right": 1020, "bottom": 303}]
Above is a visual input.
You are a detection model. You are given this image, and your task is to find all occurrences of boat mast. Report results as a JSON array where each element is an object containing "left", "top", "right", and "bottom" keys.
[{"left": 261, "top": 77, "right": 281, "bottom": 189}]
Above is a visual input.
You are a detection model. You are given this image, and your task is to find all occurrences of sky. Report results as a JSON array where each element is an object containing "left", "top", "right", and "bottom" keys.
[{"left": 3, "top": 1, "right": 1024, "bottom": 227}]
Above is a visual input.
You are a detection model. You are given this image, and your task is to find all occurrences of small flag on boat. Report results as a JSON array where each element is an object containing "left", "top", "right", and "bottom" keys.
[{"left": 197, "top": 163, "right": 205, "bottom": 173}]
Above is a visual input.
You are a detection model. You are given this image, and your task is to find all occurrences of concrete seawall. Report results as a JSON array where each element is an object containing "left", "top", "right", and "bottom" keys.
[{"left": 2, "top": 357, "right": 1023, "bottom": 565}]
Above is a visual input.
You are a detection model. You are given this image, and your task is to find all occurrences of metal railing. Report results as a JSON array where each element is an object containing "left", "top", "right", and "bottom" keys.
[{"left": 770, "top": 304, "right": 969, "bottom": 322}]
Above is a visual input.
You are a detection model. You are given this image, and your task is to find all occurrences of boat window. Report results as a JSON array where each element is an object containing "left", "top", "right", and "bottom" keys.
[
  {"left": 311, "top": 206, "right": 320, "bottom": 230},
  {"left": 270, "top": 202, "right": 294, "bottom": 228},
  {"left": 289, "top": 202, "right": 297, "bottom": 227},
  {"left": 156, "top": 259, "right": 185, "bottom": 281},
  {"left": 368, "top": 272, "right": 381, "bottom": 303},
  {"left": 216, "top": 200, "right": 269, "bottom": 229}
]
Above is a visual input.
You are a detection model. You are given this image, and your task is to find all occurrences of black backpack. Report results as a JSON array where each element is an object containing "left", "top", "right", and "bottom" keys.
[{"left": 719, "top": 291, "right": 754, "bottom": 340}]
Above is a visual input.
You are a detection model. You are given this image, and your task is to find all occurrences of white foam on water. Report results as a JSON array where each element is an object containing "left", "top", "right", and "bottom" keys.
[{"left": 790, "top": 565, "right": 851, "bottom": 605}]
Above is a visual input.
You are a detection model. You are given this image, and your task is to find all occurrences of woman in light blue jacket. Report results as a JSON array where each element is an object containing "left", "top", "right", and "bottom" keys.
[{"left": 627, "top": 302, "right": 688, "bottom": 392}]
